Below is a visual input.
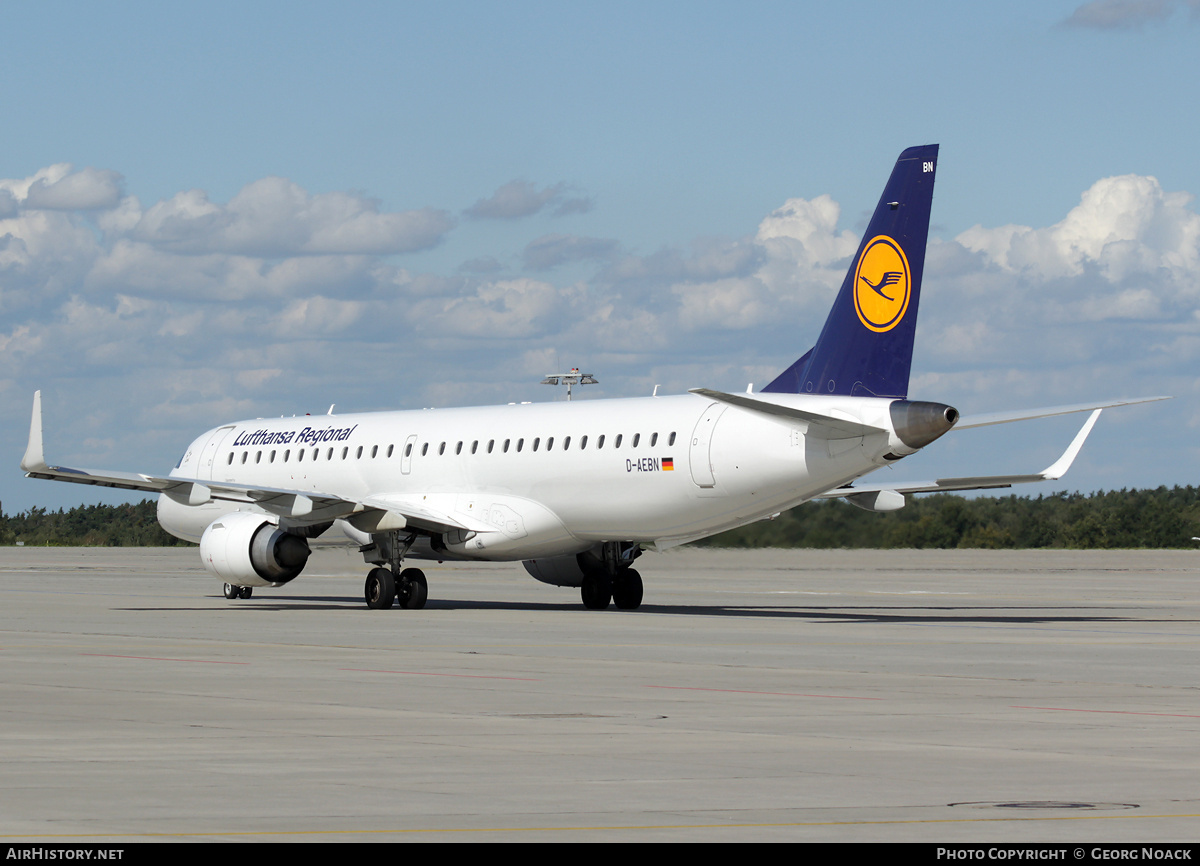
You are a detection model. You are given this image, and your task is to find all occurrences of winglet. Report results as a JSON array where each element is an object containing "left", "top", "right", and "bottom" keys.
[
  {"left": 1040, "top": 408, "right": 1101, "bottom": 480},
  {"left": 20, "top": 391, "right": 48, "bottom": 473}
]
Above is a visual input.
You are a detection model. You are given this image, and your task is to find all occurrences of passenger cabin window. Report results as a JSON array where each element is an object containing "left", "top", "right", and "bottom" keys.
[
  {"left": 456, "top": 441, "right": 463, "bottom": 455},
  {"left": 597, "top": 435, "right": 605, "bottom": 449},
  {"left": 563, "top": 436, "right": 571, "bottom": 450},
  {"left": 471, "top": 441, "right": 478, "bottom": 454},
  {"left": 650, "top": 432, "right": 658, "bottom": 446},
  {"left": 387, "top": 444, "right": 394, "bottom": 458},
  {"left": 517, "top": 438, "right": 524, "bottom": 452},
  {"left": 546, "top": 437, "right": 554, "bottom": 451},
  {"left": 438, "top": 442, "right": 446, "bottom": 455},
  {"left": 580, "top": 435, "right": 588, "bottom": 449},
  {"left": 356, "top": 446, "right": 363, "bottom": 459},
  {"left": 614, "top": 434, "right": 622, "bottom": 448},
  {"left": 421, "top": 443, "right": 428, "bottom": 456},
  {"left": 632, "top": 433, "right": 640, "bottom": 447},
  {"left": 669, "top": 432, "right": 676, "bottom": 446},
  {"left": 532, "top": 437, "right": 540, "bottom": 451},
  {"left": 503, "top": 439, "right": 510, "bottom": 453},
  {"left": 487, "top": 440, "right": 495, "bottom": 453}
]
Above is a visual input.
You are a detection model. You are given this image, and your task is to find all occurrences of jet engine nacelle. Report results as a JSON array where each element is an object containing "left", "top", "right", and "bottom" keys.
[
  {"left": 522, "top": 553, "right": 588, "bottom": 587},
  {"left": 199, "top": 512, "right": 311, "bottom": 587}
]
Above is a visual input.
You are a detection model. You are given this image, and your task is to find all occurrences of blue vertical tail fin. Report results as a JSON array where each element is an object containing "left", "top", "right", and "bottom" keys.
[{"left": 762, "top": 144, "right": 938, "bottom": 398}]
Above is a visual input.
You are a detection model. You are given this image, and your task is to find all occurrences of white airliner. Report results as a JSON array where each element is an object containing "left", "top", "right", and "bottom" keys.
[{"left": 20, "top": 146, "right": 1167, "bottom": 610}]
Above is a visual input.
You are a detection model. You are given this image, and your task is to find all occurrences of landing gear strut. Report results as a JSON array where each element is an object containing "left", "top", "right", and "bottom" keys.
[
  {"left": 361, "top": 531, "right": 429, "bottom": 610},
  {"left": 223, "top": 583, "right": 253, "bottom": 600},
  {"left": 580, "top": 542, "right": 643, "bottom": 610}
]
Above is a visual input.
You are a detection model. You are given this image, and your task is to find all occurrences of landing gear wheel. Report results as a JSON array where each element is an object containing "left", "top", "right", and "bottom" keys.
[
  {"left": 238, "top": 586, "right": 253, "bottom": 599},
  {"left": 398, "top": 568, "right": 428, "bottom": 610},
  {"left": 581, "top": 573, "right": 612, "bottom": 610},
  {"left": 365, "top": 567, "right": 396, "bottom": 610},
  {"left": 612, "top": 568, "right": 643, "bottom": 610},
  {"left": 223, "top": 583, "right": 239, "bottom": 600}
]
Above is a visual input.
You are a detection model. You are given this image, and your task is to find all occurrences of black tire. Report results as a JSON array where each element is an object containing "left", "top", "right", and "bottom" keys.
[
  {"left": 238, "top": 586, "right": 253, "bottom": 599},
  {"left": 365, "top": 567, "right": 396, "bottom": 610},
  {"left": 612, "top": 568, "right": 643, "bottom": 610},
  {"left": 580, "top": 573, "right": 612, "bottom": 610},
  {"left": 399, "top": 568, "right": 428, "bottom": 610},
  {"left": 223, "top": 583, "right": 239, "bottom": 600}
]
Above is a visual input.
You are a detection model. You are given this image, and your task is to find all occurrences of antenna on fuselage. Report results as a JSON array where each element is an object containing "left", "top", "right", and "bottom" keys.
[{"left": 540, "top": 368, "right": 598, "bottom": 401}]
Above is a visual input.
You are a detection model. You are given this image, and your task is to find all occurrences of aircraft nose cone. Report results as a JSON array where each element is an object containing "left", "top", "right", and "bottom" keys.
[{"left": 890, "top": 400, "right": 959, "bottom": 449}]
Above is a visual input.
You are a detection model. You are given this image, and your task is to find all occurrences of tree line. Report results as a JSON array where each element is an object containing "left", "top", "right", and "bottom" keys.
[
  {"left": 1, "top": 487, "right": 1198, "bottom": 549},
  {"left": 0, "top": 500, "right": 188, "bottom": 547}
]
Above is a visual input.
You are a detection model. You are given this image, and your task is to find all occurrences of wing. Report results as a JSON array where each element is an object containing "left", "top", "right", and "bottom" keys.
[
  {"left": 954, "top": 396, "right": 1170, "bottom": 430},
  {"left": 19, "top": 391, "right": 486, "bottom": 536}
]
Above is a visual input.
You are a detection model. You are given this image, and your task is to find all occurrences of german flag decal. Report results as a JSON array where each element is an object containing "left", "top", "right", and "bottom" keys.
[{"left": 626, "top": 456, "right": 674, "bottom": 473}]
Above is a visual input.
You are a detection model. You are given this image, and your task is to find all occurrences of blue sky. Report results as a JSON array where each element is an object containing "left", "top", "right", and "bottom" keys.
[{"left": 2, "top": 1, "right": 1198, "bottom": 514}]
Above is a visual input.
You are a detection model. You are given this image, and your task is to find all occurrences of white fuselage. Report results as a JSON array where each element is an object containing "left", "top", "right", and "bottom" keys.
[{"left": 156, "top": 391, "right": 911, "bottom": 559}]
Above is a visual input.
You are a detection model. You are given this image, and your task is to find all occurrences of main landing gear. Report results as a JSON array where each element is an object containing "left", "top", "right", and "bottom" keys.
[
  {"left": 362, "top": 530, "right": 428, "bottom": 610},
  {"left": 579, "top": 542, "right": 643, "bottom": 611},
  {"left": 581, "top": 568, "right": 643, "bottom": 610},
  {"left": 364, "top": 566, "right": 428, "bottom": 610},
  {"left": 223, "top": 583, "right": 253, "bottom": 599}
]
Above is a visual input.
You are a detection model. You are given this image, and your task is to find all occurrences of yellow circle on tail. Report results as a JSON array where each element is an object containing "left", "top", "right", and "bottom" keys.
[{"left": 853, "top": 235, "right": 911, "bottom": 333}]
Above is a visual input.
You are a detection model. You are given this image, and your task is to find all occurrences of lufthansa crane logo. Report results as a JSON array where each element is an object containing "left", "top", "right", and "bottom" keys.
[{"left": 853, "top": 235, "right": 911, "bottom": 333}]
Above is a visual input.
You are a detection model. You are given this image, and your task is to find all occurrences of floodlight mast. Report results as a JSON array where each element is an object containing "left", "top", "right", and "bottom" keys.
[{"left": 540, "top": 368, "right": 598, "bottom": 401}]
